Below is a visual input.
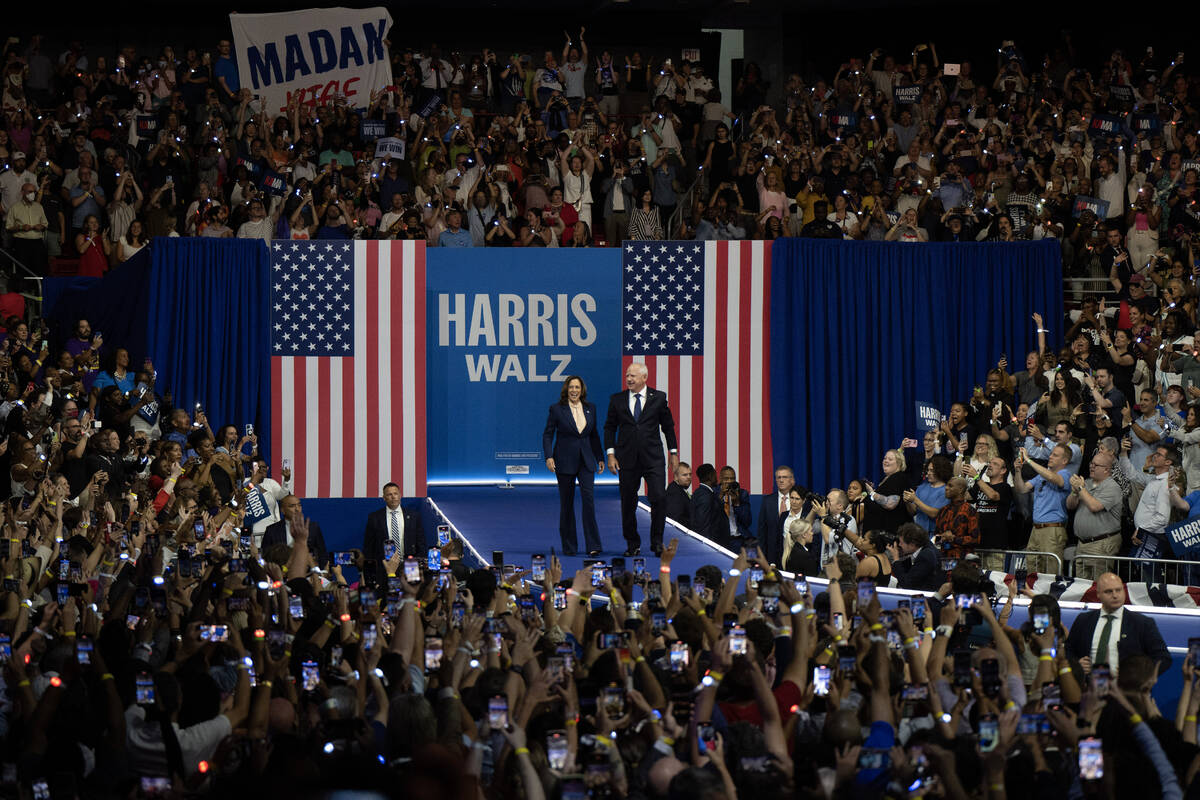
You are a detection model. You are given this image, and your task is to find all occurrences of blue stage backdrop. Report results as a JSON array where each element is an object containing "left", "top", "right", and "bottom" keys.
[
  {"left": 769, "top": 239, "right": 1063, "bottom": 495},
  {"left": 146, "top": 238, "right": 273, "bottom": 458},
  {"left": 424, "top": 248, "right": 622, "bottom": 483}
]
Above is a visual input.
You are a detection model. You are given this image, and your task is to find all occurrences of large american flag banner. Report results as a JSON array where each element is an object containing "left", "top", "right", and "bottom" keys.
[
  {"left": 621, "top": 240, "right": 775, "bottom": 495},
  {"left": 270, "top": 240, "right": 427, "bottom": 498}
]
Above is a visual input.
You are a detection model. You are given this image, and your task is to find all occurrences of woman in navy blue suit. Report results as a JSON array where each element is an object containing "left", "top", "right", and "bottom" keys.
[{"left": 543, "top": 375, "right": 605, "bottom": 555}]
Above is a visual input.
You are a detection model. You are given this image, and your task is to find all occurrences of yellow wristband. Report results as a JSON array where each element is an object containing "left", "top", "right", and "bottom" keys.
[
  {"left": 1129, "top": 713, "right": 1143, "bottom": 724},
  {"left": 1038, "top": 654, "right": 1053, "bottom": 662},
  {"left": 869, "top": 623, "right": 884, "bottom": 632},
  {"left": 260, "top": 680, "right": 273, "bottom": 688},
  {"left": 17, "top": 680, "right": 30, "bottom": 688},
  {"left": 64, "top": 631, "right": 76, "bottom": 638},
  {"left": 1185, "top": 715, "right": 1197, "bottom": 723},
  {"left": 708, "top": 670, "right": 724, "bottom": 683},
  {"left": 565, "top": 718, "right": 578, "bottom": 726},
  {"left": 696, "top": 609, "right": 706, "bottom": 617},
  {"left": 515, "top": 747, "right": 530, "bottom": 755},
  {"left": 635, "top": 656, "right": 646, "bottom": 663},
  {"left": 100, "top": 673, "right": 114, "bottom": 682},
  {"left": 1059, "top": 667, "right": 1072, "bottom": 676}
]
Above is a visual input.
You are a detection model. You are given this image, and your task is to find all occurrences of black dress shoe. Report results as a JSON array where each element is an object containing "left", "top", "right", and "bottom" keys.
[
  {"left": 623, "top": 547, "right": 641, "bottom": 557},
  {"left": 588, "top": 550, "right": 601, "bottom": 557}
]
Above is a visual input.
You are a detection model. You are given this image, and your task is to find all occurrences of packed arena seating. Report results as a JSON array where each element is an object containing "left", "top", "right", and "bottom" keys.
[{"left": 2, "top": 27, "right": 1200, "bottom": 800}]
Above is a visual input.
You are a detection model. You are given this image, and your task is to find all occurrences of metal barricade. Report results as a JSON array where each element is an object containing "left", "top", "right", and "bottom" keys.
[
  {"left": 1072, "top": 554, "right": 1200, "bottom": 586},
  {"left": 974, "top": 549, "right": 1064, "bottom": 576}
]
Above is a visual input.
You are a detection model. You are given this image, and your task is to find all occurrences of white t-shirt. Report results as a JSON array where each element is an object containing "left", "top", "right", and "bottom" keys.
[
  {"left": 125, "top": 705, "right": 232, "bottom": 778},
  {"left": 237, "top": 216, "right": 274, "bottom": 242}
]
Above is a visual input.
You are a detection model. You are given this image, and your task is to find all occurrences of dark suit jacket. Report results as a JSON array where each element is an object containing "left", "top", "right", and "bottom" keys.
[
  {"left": 722, "top": 488, "right": 753, "bottom": 539},
  {"left": 1065, "top": 607, "right": 1172, "bottom": 676},
  {"left": 757, "top": 492, "right": 788, "bottom": 564},
  {"left": 543, "top": 401, "right": 603, "bottom": 474},
  {"left": 262, "top": 519, "right": 329, "bottom": 568},
  {"left": 892, "top": 546, "right": 942, "bottom": 592},
  {"left": 690, "top": 483, "right": 727, "bottom": 547},
  {"left": 603, "top": 388, "right": 678, "bottom": 470},
  {"left": 665, "top": 482, "right": 691, "bottom": 528},
  {"left": 363, "top": 503, "right": 426, "bottom": 587}
]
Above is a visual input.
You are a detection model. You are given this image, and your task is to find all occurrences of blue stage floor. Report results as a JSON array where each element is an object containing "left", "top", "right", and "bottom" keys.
[{"left": 426, "top": 485, "right": 734, "bottom": 579}]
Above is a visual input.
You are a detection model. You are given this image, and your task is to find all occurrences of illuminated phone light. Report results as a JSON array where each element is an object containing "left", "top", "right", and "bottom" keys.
[{"left": 323, "top": 742, "right": 335, "bottom": 754}]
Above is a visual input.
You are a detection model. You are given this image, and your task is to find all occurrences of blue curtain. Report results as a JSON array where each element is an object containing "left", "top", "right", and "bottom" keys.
[
  {"left": 45, "top": 248, "right": 154, "bottom": 362},
  {"left": 146, "top": 237, "right": 271, "bottom": 454},
  {"left": 769, "top": 239, "right": 1062, "bottom": 493}
]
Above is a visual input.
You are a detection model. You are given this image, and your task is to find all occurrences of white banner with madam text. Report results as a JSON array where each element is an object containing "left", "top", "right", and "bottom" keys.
[{"left": 231, "top": 7, "right": 393, "bottom": 113}]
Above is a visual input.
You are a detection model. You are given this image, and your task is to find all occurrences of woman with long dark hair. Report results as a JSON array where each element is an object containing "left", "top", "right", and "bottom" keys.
[{"left": 542, "top": 375, "right": 605, "bottom": 556}]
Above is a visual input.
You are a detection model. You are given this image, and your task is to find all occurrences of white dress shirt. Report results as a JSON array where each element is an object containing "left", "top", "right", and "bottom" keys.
[
  {"left": 1120, "top": 459, "right": 1171, "bottom": 534},
  {"left": 386, "top": 505, "right": 406, "bottom": 552},
  {"left": 627, "top": 388, "right": 646, "bottom": 417},
  {"left": 1089, "top": 606, "right": 1124, "bottom": 670}
]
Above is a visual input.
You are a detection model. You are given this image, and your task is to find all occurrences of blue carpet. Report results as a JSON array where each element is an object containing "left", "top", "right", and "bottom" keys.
[{"left": 426, "top": 485, "right": 734, "bottom": 580}]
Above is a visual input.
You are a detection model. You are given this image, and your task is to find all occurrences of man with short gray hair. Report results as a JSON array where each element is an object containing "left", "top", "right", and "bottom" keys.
[{"left": 1067, "top": 450, "right": 1123, "bottom": 580}]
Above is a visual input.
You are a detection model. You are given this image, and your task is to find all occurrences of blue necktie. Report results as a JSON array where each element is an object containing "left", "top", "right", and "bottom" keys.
[{"left": 633, "top": 392, "right": 642, "bottom": 419}]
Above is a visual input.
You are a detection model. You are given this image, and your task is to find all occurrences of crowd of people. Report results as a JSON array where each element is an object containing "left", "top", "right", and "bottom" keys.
[
  {"left": 0, "top": 311, "right": 1190, "bottom": 798},
  {"left": 669, "top": 304, "right": 1200, "bottom": 590},
  {"left": 3, "top": 27, "right": 1200, "bottom": 800},
  {"left": 0, "top": 31, "right": 1198, "bottom": 261}
]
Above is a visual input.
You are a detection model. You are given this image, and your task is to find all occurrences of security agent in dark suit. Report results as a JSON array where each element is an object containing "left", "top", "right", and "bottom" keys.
[
  {"left": 1065, "top": 572, "right": 1172, "bottom": 677},
  {"left": 756, "top": 465, "right": 796, "bottom": 567},
  {"left": 889, "top": 523, "right": 942, "bottom": 592},
  {"left": 604, "top": 362, "right": 679, "bottom": 556},
  {"left": 261, "top": 494, "right": 329, "bottom": 568},
  {"left": 664, "top": 461, "right": 692, "bottom": 529},
  {"left": 543, "top": 375, "right": 606, "bottom": 556},
  {"left": 690, "top": 463, "right": 727, "bottom": 548},
  {"left": 362, "top": 482, "right": 426, "bottom": 589}
]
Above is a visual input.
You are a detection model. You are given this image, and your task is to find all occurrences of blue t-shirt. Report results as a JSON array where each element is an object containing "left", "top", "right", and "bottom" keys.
[
  {"left": 1030, "top": 469, "right": 1072, "bottom": 523},
  {"left": 214, "top": 56, "right": 240, "bottom": 93},
  {"left": 913, "top": 481, "right": 948, "bottom": 533},
  {"left": 438, "top": 228, "right": 472, "bottom": 247}
]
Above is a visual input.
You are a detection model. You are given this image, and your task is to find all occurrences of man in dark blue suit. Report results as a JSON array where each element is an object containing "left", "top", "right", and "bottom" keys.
[
  {"left": 543, "top": 375, "right": 605, "bottom": 555},
  {"left": 890, "top": 523, "right": 942, "bottom": 591},
  {"left": 690, "top": 463, "right": 727, "bottom": 548},
  {"left": 756, "top": 465, "right": 796, "bottom": 567},
  {"left": 604, "top": 362, "right": 679, "bottom": 556},
  {"left": 262, "top": 495, "right": 329, "bottom": 568},
  {"left": 362, "top": 482, "right": 426, "bottom": 589},
  {"left": 1065, "top": 572, "right": 1172, "bottom": 677}
]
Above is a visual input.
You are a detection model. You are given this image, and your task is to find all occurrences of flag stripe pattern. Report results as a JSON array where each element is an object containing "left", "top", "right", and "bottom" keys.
[
  {"left": 621, "top": 240, "right": 774, "bottom": 495},
  {"left": 270, "top": 240, "right": 427, "bottom": 498}
]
